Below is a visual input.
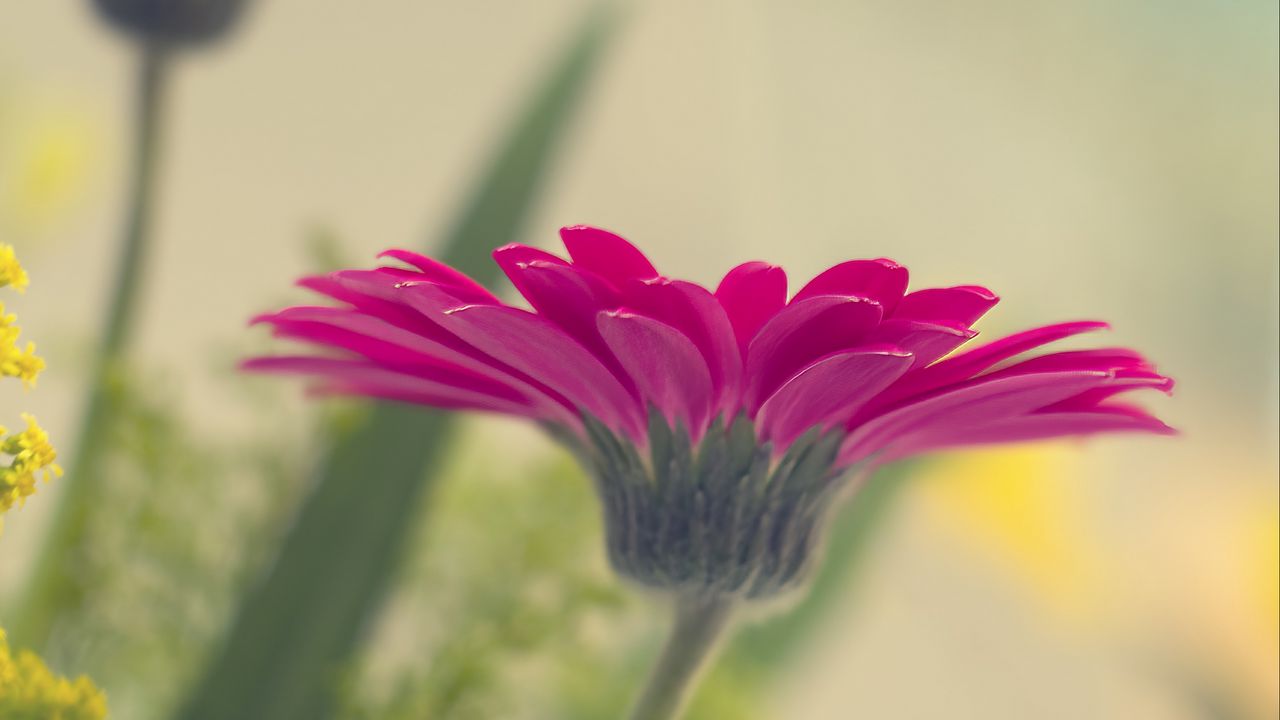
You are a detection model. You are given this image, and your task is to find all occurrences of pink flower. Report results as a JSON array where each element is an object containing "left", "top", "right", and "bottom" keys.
[{"left": 246, "top": 226, "right": 1173, "bottom": 597}]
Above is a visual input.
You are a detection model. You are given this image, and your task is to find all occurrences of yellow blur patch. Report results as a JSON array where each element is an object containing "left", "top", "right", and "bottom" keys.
[
  {"left": 913, "top": 445, "right": 1101, "bottom": 621},
  {"left": 0, "top": 106, "right": 96, "bottom": 239}
]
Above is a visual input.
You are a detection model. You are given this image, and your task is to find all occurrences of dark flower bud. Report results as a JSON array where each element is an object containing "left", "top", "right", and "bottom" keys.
[{"left": 92, "top": 0, "right": 249, "bottom": 46}]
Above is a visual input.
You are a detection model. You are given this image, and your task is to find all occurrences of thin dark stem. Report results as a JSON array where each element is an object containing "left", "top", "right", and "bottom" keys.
[
  {"left": 12, "top": 41, "right": 171, "bottom": 648},
  {"left": 627, "top": 594, "right": 735, "bottom": 720}
]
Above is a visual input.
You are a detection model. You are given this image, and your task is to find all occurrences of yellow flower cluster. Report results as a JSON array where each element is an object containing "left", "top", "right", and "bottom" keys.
[
  {"left": 0, "top": 413, "right": 62, "bottom": 514},
  {"left": 0, "top": 630, "right": 107, "bottom": 720},
  {"left": 0, "top": 246, "right": 56, "bottom": 515},
  {"left": 0, "top": 246, "right": 98, "bottom": 715},
  {"left": 0, "top": 247, "right": 44, "bottom": 387}
]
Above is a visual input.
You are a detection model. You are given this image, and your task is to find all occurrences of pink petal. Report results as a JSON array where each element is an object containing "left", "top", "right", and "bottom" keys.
[
  {"left": 870, "top": 320, "right": 1111, "bottom": 408},
  {"left": 597, "top": 311, "right": 714, "bottom": 436},
  {"left": 874, "top": 404, "right": 1176, "bottom": 463},
  {"left": 492, "top": 243, "right": 569, "bottom": 272},
  {"left": 622, "top": 279, "right": 743, "bottom": 420},
  {"left": 866, "top": 319, "right": 977, "bottom": 369},
  {"left": 892, "top": 285, "right": 998, "bottom": 326},
  {"left": 252, "top": 306, "right": 576, "bottom": 422},
  {"left": 756, "top": 347, "right": 913, "bottom": 448},
  {"left": 743, "top": 295, "right": 884, "bottom": 414},
  {"left": 1039, "top": 369, "right": 1174, "bottom": 412},
  {"left": 714, "top": 261, "right": 787, "bottom": 355},
  {"left": 990, "top": 347, "right": 1152, "bottom": 375},
  {"left": 791, "top": 259, "right": 909, "bottom": 315},
  {"left": 376, "top": 249, "right": 499, "bottom": 304},
  {"left": 323, "top": 270, "right": 507, "bottom": 355},
  {"left": 491, "top": 254, "right": 632, "bottom": 387},
  {"left": 559, "top": 225, "right": 660, "bottom": 288},
  {"left": 436, "top": 303, "right": 646, "bottom": 440},
  {"left": 242, "top": 356, "right": 545, "bottom": 419},
  {"left": 840, "top": 370, "right": 1117, "bottom": 466}
]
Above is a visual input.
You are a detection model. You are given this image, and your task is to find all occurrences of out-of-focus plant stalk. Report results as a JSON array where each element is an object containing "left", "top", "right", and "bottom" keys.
[
  {"left": 628, "top": 595, "right": 735, "bottom": 720},
  {"left": 12, "top": 41, "right": 171, "bottom": 649}
]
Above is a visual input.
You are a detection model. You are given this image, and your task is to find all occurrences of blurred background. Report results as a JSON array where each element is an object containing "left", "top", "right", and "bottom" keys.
[{"left": 0, "top": 1, "right": 1275, "bottom": 718}]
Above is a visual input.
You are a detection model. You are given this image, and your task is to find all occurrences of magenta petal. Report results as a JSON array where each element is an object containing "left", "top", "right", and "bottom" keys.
[
  {"left": 1040, "top": 370, "right": 1175, "bottom": 412},
  {"left": 757, "top": 348, "right": 913, "bottom": 448},
  {"left": 253, "top": 306, "right": 576, "bottom": 420},
  {"left": 992, "top": 348, "right": 1152, "bottom": 375},
  {"left": 874, "top": 405, "right": 1176, "bottom": 463},
  {"left": 892, "top": 285, "right": 998, "bottom": 326},
  {"left": 559, "top": 225, "right": 660, "bottom": 287},
  {"left": 791, "top": 259, "right": 908, "bottom": 315},
  {"left": 714, "top": 261, "right": 787, "bottom": 355},
  {"left": 597, "top": 311, "right": 714, "bottom": 436},
  {"left": 872, "top": 320, "right": 1111, "bottom": 407},
  {"left": 377, "top": 249, "right": 499, "bottom": 304},
  {"left": 840, "top": 370, "right": 1116, "bottom": 466},
  {"left": 489, "top": 257, "right": 632, "bottom": 386},
  {"left": 297, "top": 273, "right": 487, "bottom": 349},
  {"left": 492, "top": 243, "right": 570, "bottom": 271},
  {"left": 743, "top": 295, "right": 884, "bottom": 413},
  {"left": 241, "top": 356, "right": 545, "bottom": 418},
  {"left": 622, "top": 279, "right": 743, "bottom": 420},
  {"left": 866, "top": 319, "right": 977, "bottom": 369},
  {"left": 436, "top": 304, "right": 645, "bottom": 439}
]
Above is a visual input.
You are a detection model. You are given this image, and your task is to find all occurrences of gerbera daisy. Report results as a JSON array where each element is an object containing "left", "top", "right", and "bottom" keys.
[{"left": 246, "top": 225, "right": 1173, "bottom": 720}]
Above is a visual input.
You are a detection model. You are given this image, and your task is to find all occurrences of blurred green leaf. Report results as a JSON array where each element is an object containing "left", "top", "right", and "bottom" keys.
[{"left": 172, "top": 8, "right": 617, "bottom": 720}]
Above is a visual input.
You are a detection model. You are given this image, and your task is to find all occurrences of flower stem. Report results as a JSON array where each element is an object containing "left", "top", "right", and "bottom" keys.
[
  {"left": 11, "top": 40, "right": 171, "bottom": 648},
  {"left": 627, "top": 593, "right": 735, "bottom": 720}
]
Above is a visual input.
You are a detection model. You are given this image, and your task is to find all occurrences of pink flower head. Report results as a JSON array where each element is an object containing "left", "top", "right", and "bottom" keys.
[{"left": 246, "top": 226, "right": 1173, "bottom": 598}]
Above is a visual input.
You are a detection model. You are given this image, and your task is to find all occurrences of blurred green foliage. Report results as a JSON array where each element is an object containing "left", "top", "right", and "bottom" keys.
[
  {"left": 38, "top": 366, "right": 305, "bottom": 720},
  {"left": 172, "top": 8, "right": 618, "bottom": 718}
]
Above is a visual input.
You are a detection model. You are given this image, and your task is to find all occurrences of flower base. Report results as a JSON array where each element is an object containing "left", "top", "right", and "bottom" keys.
[{"left": 564, "top": 412, "right": 849, "bottom": 600}]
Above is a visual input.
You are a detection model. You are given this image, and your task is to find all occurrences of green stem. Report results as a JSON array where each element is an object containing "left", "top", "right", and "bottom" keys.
[
  {"left": 11, "top": 41, "right": 171, "bottom": 649},
  {"left": 627, "top": 594, "right": 735, "bottom": 720}
]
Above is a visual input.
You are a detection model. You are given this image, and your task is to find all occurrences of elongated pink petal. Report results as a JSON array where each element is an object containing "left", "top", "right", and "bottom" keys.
[
  {"left": 757, "top": 347, "right": 913, "bottom": 447},
  {"left": 870, "top": 320, "right": 1111, "bottom": 409},
  {"left": 840, "top": 370, "right": 1118, "bottom": 466},
  {"left": 714, "top": 261, "right": 787, "bottom": 355},
  {"left": 242, "top": 356, "right": 546, "bottom": 419},
  {"left": 743, "top": 295, "right": 884, "bottom": 413},
  {"left": 866, "top": 319, "right": 977, "bottom": 369},
  {"left": 559, "top": 225, "right": 660, "bottom": 287},
  {"left": 298, "top": 274, "right": 445, "bottom": 332},
  {"left": 990, "top": 347, "right": 1152, "bottom": 375},
  {"left": 377, "top": 249, "right": 499, "bottom": 303},
  {"left": 892, "top": 285, "right": 998, "bottom": 326},
  {"left": 1039, "top": 369, "right": 1174, "bottom": 412},
  {"left": 597, "top": 311, "right": 714, "bottom": 435},
  {"left": 437, "top": 303, "right": 646, "bottom": 440},
  {"left": 791, "top": 259, "right": 908, "bottom": 315},
  {"left": 253, "top": 306, "right": 579, "bottom": 422},
  {"left": 622, "top": 279, "right": 742, "bottom": 419},
  {"left": 875, "top": 405, "right": 1176, "bottom": 463}
]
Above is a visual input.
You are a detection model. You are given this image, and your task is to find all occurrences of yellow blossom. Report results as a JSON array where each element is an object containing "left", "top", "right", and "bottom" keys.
[
  {"left": 0, "top": 245, "right": 29, "bottom": 292},
  {"left": 0, "top": 630, "right": 107, "bottom": 720},
  {"left": 0, "top": 303, "right": 45, "bottom": 388},
  {"left": 0, "top": 414, "right": 61, "bottom": 515}
]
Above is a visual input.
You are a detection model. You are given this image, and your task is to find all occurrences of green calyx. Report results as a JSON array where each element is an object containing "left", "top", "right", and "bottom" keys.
[{"left": 561, "top": 410, "right": 851, "bottom": 600}]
